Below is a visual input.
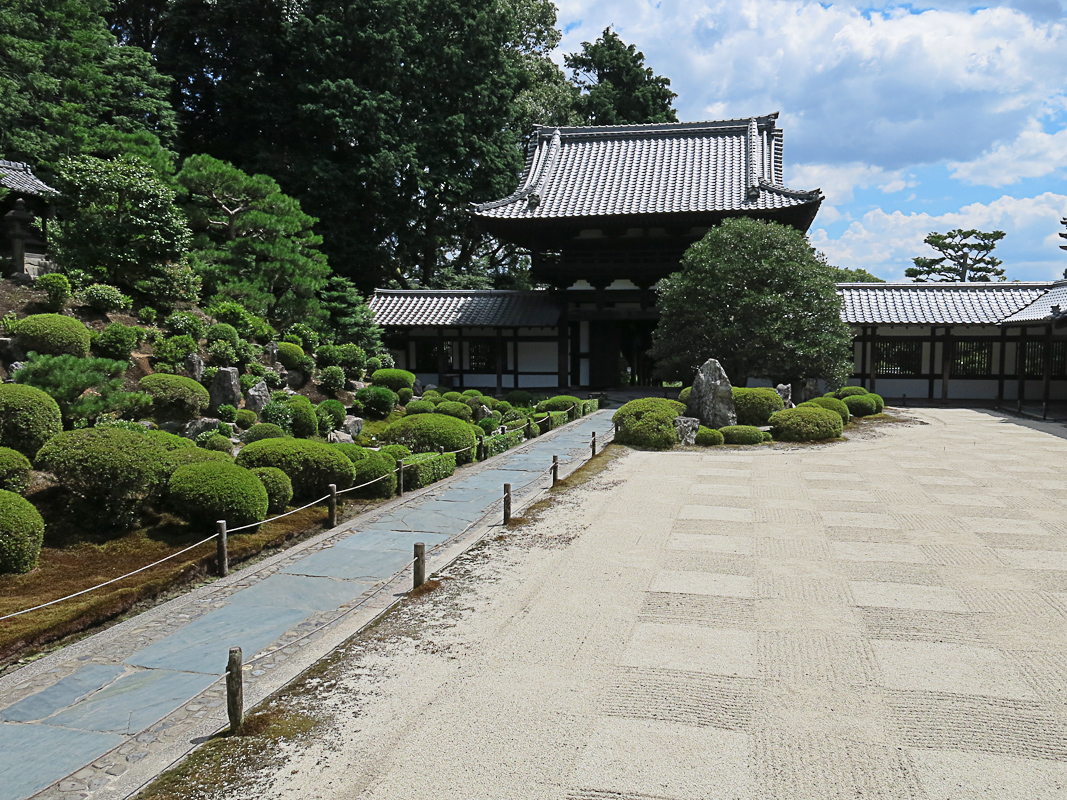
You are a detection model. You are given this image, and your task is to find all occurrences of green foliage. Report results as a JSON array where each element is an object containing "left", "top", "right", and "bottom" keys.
[
  {"left": 138, "top": 307, "right": 158, "bottom": 324},
  {"left": 800, "top": 397, "right": 851, "bottom": 425},
  {"left": 15, "top": 353, "right": 147, "bottom": 426},
  {"left": 318, "top": 365, "right": 346, "bottom": 394},
  {"left": 205, "top": 323, "right": 239, "bottom": 347},
  {"left": 15, "top": 313, "right": 91, "bottom": 357},
  {"left": 536, "top": 395, "right": 581, "bottom": 415},
  {"left": 0, "top": 447, "right": 32, "bottom": 494},
  {"left": 355, "top": 386, "right": 397, "bottom": 419},
  {"left": 397, "top": 387, "right": 414, "bottom": 405},
  {"left": 81, "top": 284, "right": 132, "bottom": 313},
  {"left": 235, "top": 409, "right": 257, "bottom": 430},
  {"left": 251, "top": 467, "right": 293, "bottom": 514},
  {"left": 0, "top": 384, "right": 63, "bottom": 458},
  {"left": 0, "top": 489, "right": 45, "bottom": 574},
  {"left": 399, "top": 451, "right": 457, "bottom": 490},
  {"left": 348, "top": 451, "right": 397, "bottom": 498},
  {"left": 161, "top": 448, "right": 232, "bottom": 480},
  {"left": 203, "top": 434, "right": 233, "bottom": 452},
  {"left": 245, "top": 422, "right": 287, "bottom": 442},
  {"left": 152, "top": 334, "right": 198, "bottom": 366},
  {"left": 461, "top": 389, "right": 483, "bottom": 398},
  {"left": 259, "top": 401, "right": 294, "bottom": 433},
  {"left": 843, "top": 394, "right": 880, "bottom": 418},
  {"left": 616, "top": 410, "right": 677, "bottom": 449},
  {"left": 287, "top": 324, "right": 319, "bottom": 352},
  {"left": 869, "top": 394, "right": 885, "bottom": 413},
  {"left": 371, "top": 368, "right": 415, "bottom": 392},
  {"left": 651, "top": 218, "right": 853, "bottom": 387},
  {"left": 206, "top": 338, "right": 238, "bottom": 366},
  {"left": 835, "top": 386, "right": 869, "bottom": 399},
  {"left": 316, "top": 399, "right": 346, "bottom": 432},
  {"left": 236, "top": 438, "right": 355, "bottom": 500},
  {"left": 165, "top": 311, "right": 207, "bottom": 340},
  {"left": 732, "top": 388, "right": 785, "bottom": 427},
  {"left": 436, "top": 401, "right": 473, "bottom": 422},
  {"left": 216, "top": 404, "right": 238, "bottom": 423},
  {"left": 168, "top": 462, "right": 268, "bottom": 529},
  {"left": 94, "top": 322, "right": 143, "bottom": 360},
  {"left": 831, "top": 266, "right": 885, "bottom": 283},
  {"left": 719, "top": 425, "right": 766, "bottom": 445},
  {"left": 612, "top": 398, "right": 685, "bottom": 428},
  {"left": 35, "top": 427, "right": 170, "bottom": 528},
  {"left": 139, "top": 374, "right": 210, "bottom": 420},
  {"left": 406, "top": 400, "right": 435, "bottom": 415},
  {"left": 277, "top": 342, "right": 304, "bottom": 370},
  {"left": 380, "top": 444, "right": 413, "bottom": 462},
  {"left": 318, "top": 277, "right": 383, "bottom": 351},
  {"left": 286, "top": 395, "right": 318, "bottom": 438},
  {"left": 695, "top": 426, "right": 724, "bottom": 446},
  {"left": 906, "top": 229, "right": 1007, "bottom": 282},
  {"left": 37, "top": 273, "right": 71, "bottom": 311},
  {"left": 564, "top": 27, "right": 677, "bottom": 125},
  {"left": 204, "top": 299, "right": 275, "bottom": 342},
  {"left": 365, "top": 357, "right": 382, "bottom": 376},
  {"left": 769, "top": 406, "right": 843, "bottom": 442},
  {"left": 484, "top": 429, "right": 524, "bottom": 458},
  {"left": 383, "top": 414, "right": 478, "bottom": 465},
  {"left": 505, "top": 390, "right": 535, "bottom": 406},
  {"left": 335, "top": 343, "right": 366, "bottom": 377}
]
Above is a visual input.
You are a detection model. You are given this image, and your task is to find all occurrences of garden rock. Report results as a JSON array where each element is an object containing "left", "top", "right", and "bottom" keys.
[
  {"left": 272, "top": 362, "right": 288, "bottom": 382},
  {"left": 471, "top": 402, "right": 493, "bottom": 421},
  {"left": 776, "top": 383, "right": 794, "bottom": 408},
  {"left": 347, "top": 380, "right": 367, "bottom": 392},
  {"left": 185, "top": 352, "right": 205, "bottom": 382},
  {"left": 674, "top": 416, "right": 700, "bottom": 445},
  {"left": 413, "top": 379, "right": 424, "bottom": 395},
  {"left": 181, "top": 417, "right": 222, "bottom": 440},
  {"left": 245, "top": 380, "right": 272, "bottom": 414},
  {"left": 327, "top": 430, "right": 355, "bottom": 444},
  {"left": 687, "top": 358, "right": 736, "bottom": 428},
  {"left": 0, "top": 337, "right": 14, "bottom": 361},
  {"left": 265, "top": 342, "right": 279, "bottom": 364},
  {"left": 209, "top": 367, "right": 241, "bottom": 414},
  {"left": 342, "top": 415, "right": 364, "bottom": 437},
  {"left": 285, "top": 369, "right": 305, "bottom": 389},
  {"left": 801, "top": 378, "right": 820, "bottom": 403}
]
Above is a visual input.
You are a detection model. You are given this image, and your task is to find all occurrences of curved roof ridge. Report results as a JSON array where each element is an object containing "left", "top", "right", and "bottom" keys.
[{"left": 472, "top": 128, "right": 561, "bottom": 213}]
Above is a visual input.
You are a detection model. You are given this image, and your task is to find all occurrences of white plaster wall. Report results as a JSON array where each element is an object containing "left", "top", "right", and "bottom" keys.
[
  {"left": 519, "top": 375, "right": 559, "bottom": 388},
  {"left": 517, "top": 341, "right": 557, "bottom": 372},
  {"left": 870, "top": 379, "right": 928, "bottom": 399}
]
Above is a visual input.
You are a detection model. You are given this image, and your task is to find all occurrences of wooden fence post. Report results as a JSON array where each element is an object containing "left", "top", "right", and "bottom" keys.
[
  {"left": 591, "top": 432, "right": 597, "bottom": 458},
  {"left": 397, "top": 460, "right": 404, "bottom": 496},
  {"left": 226, "top": 646, "right": 243, "bottom": 732},
  {"left": 413, "top": 542, "right": 426, "bottom": 589},
  {"left": 328, "top": 483, "right": 337, "bottom": 527},
  {"left": 551, "top": 456, "right": 559, "bottom": 487},
  {"left": 503, "top": 483, "right": 512, "bottom": 524},
  {"left": 216, "top": 520, "right": 228, "bottom": 577}
]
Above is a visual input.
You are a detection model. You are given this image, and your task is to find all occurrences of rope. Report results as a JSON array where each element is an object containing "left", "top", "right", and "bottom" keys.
[
  {"left": 335, "top": 468, "right": 400, "bottom": 497},
  {"left": 226, "top": 494, "right": 331, "bottom": 533}
]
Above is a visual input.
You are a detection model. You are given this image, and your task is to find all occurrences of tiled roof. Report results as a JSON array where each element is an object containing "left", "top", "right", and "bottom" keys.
[
  {"left": 473, "top": 114, "right": 821, "bottom": 221},
  {"left": 369, "top": 290, "right": 561, "bottom": 328},
  {"left": 0, "top": 160, "right": 57, "bottom": 196},
  {"left": 837, "top": 282, "right": 1052, "bottom": 325},
  {"left": 1000, "top": 282, "right": 1067, "bottom": 324}
]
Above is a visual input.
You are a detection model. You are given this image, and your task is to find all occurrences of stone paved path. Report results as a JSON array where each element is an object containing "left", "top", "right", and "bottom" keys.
[
  {"left": 257, "top": 408, "right": 1067, "bottom": 800},
  {"left": 0, "top": 411, "right": 612, "bottom": 800}
]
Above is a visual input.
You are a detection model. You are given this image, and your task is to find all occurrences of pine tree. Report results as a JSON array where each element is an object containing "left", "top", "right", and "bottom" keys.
[{"left": 905, "top": 229, "right": 1007, "bottom": 282}]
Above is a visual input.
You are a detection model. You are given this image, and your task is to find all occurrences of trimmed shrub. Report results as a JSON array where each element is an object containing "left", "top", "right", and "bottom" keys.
[
  {"left": 144, "top": 429, "right": 196, "bottom": 451},
  {"left": 152, "top": 334, "right": 197, "bottom": 365},
  {"left": 95, "top": 322, "right": 143, "bottom": 360},
  {"left": 365, "top": 356, "right": 382, "bottom": 375},
  {"left": 331, "top": 443, "right": 371, "bottom": 463},
  {"left": 769, "top": 406, "right": 843, "bottom": 442},
  {"left": 442, "top": 391, "right": 464, "bottom": 402},
  {"left": 35, "top": 428, "right": 170, "bottom": 528},
  {"left": 0, "top": 447, "right": 32, "bottom": 494},
  {"left": 505, "top": 390, "right": 535, "bottom": 406},
  {"left": 165, "top": 311, "right": 206, "bottom": 340},
  {"left": 138, "top": 307, "right": 157, "bottom": 324},
  {"left": 835, "top": 386, "right": 869, "bottom": 399},
  {"left": 800, "top": 396, "right": 850, "bottom": 425},
  {"left": 235, "top": 409, "right": 257, "bottom": 430},
  {"left": 484, "top": 429, "right": 524, "bottom": 458},
  {"left": 762, "top": 431, "right": 774, "bottom": 442},
  {"left": 204, "top": 434, "right": 234, "bottom": 453},
  {"left": 317, "top": 399, "right": 346, "bottom": 431},
  {"left": 0, "top": 384, "right": 63, "bottom": 458},
  {"left": 370, "top": 368, "right": 416, "bottom": 392},
  {"left": 251, "top": 467, "right": 292, "bottom": 514},
  {"left": 287, "top": 323, "right": 319, "bottom": 352},
  {"left": 0, "top": 489, "right": 45, "bottom": 573},
  {"left": 319, "top": 365, "right": 346, "bottom": 394},
  {"left": 460, "top": 389, "right": 482, "bottom": 397},
  {"left": 236, "top": 438, "right": 355, "bottom": 500},
  {"left": 37, "top": 273, "right": 71, "bottom": 311},
  {"left": 139, "top": 374, "right": 210, "bottom": 420},
  {"left": 162, "top": 448, "right": 232, "bottom": 479},
  {"left": 536, "top": 395, "right": 581, "bottom": 416},
  {"left": 477, "top": 417, "right": 498, "bottom": 435},
  {"left": 355, "top": 385, "right": 397, "bottom": 419},
  {"left": 349, "top": 451, "right": 397, "bottom": 498},
  {"left": 216, "top": 404, "right": 238, "bottom": 423},
  {"left": 695, "top": 426, "right": 724, "bottom": 446},
  {"left": 259, "top": 401, "right": 294, "bottom": 433},
  {"left": 397, "top": 387, "right": 413, "bottom": 405},
  {"left": 276, "top": 342, "right": 304, "bottom": 370},
  {"left": 205, "top": 323, "right": 239, "bottom": 347},
  {"left": 617, "top": 409, "right": 678, "bottom": 450},
  {"left": 168, "top": 462, "right": 268, "bottom": 529},
  {"left": 380, "top": 444, "right": 413, "bottom": 463},
  {"left": 15, "top": 313, "right": 91, "bottom": 357},
  {"left": 843, "top": 393, "right": 879, "bottom": 418},
  {"left": 336, "top": 343, "right": 366, "bottom": 377},
  {"left": 678, "top": 386, "right": 692, "bottom": 403},
  {"left": 401, "top": 451, "right": 456, "bottom": 489},
  {"left": 548, "top": 410, "right": 568, "bottom": 429},
  {"left": 719, "top": 425, "right": 766, "bottom": 445},
  {"left": 286, "top": 395, "right": 317, "bottom": 438},
  {"left": 207, "top": 339, "right": 237, "bottom": 366},
  {"left": 382, "top": 414, "right": 478, "bottom": 465},
  {"left": 436, "top": 401, "right": 473, "bottom": 422},
  {"left": 81, "top": 284, "right": 131, "bottom": 313},
  {"left": 732, "top": 388, "right": 785, "bottom": 426},
  {"left": 245, "top": 423, "right": 287, "bottom": 442},
  {"left": 869, "top": 393, "right": 885, "bottom": 413},
  {"left": 612, "top": 398, "right": 685, "bottom": 429},
  {"left": 406, "top": 400, "right": 435, "bottom": 415}
]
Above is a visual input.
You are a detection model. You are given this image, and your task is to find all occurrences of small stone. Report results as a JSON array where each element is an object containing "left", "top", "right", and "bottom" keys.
[
  {"left": 412, "top": 379, "right": 424, "bottom": 395},
  {"left": 673, "top": 416, "right": 700, "bottom": 445},
  {"left": 471, "top": 402, "right": 492, "bottom": 421},
  {"left": 342, "top": 415, "right": 363, "bottom": 437},
  {"left": 686, "top": 358, "right": 737, "bottom": 429}
]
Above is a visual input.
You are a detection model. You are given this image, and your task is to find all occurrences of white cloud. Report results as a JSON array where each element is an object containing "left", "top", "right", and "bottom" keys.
[
  {"left": 787, "top": 162, "right": 912, "bottom": 206},
  {"left": 949, "top": 120, "right": 1067, "bottom": 186}
]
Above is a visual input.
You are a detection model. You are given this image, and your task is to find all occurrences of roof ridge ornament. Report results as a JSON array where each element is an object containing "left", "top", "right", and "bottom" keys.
[{"left": 746, "top": 118, "right": 761, "bottom": 201}]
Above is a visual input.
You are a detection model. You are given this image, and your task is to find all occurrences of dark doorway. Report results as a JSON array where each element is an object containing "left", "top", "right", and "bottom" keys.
[{"left": 588, "top": 320, "right": 657, "bottom": 387}]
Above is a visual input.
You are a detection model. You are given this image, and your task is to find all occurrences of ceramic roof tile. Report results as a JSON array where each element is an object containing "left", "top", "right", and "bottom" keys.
[
  {"left": 1000, "top": 283, "right": 1067, "bottom": 324},
  {"left": 369, "top": 291, "right": 561, "bottom": 328},
  {"left": 837, "top": 283, "right": 1053, "bottom": 325},
  {"left": 473, "top": 114, "right": 821, "bottom": 221},
  {"left": 0, "top": 160, "right": 57, "bottom": 196}
]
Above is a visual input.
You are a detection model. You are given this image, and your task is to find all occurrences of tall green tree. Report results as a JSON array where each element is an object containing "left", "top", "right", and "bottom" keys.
[
  {"left": 176, "top": 154, "right": 330, "bottom": 326},
  {"left": 564, "top": 27, "right": 678, "bottom": 125},
  {"left": 0, "top": 0, "right": 176, "bottom": 174},
  {"left": 905, "top": 229, "right": 1007, "bottom": 282},
  {"left": 650, "top": 218, "right": 853, "bottom": 386}
]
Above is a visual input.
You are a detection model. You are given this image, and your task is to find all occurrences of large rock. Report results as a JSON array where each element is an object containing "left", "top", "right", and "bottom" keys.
[
  {"left": 185, "top": 352, "right": 205, "bottom": 382},
  {"left": 471, "top": 401, "right": 493, "bottom": 422},
  {"left": 181, "top": 417, "right": 222, "bottom": 440},
  {"left": 775, "top": 383, "right": 794, "bottom": 409},
  {"left": 326, "top": 430, "right": 355, "bottom": 444},
  {"left": 245, "top": 380, "right": 272, "bottom": 414},
  {"left": 686, "top": 358, "right": 737, "bottom": 429},
  {"left": 674, "top": 416, "right": 700, "bottom": 445},
  {"left": 341, "top": 415, "right": 363, "bottom": 437},
  {"left": 265, "top": 342, "right": 279, "bottom": 364},
  {"left": 285, "top": 369, "right": 305, "bottom": 389},
  {"left": 208, "top": 367, "right": 241, "bottom": 414},
  {"left": 412, "top": 379, "right": 424, "bottom": 395}
]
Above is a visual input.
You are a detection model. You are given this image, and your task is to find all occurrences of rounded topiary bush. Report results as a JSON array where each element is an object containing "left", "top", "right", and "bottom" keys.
[
  {"left": 250, "top": 467, "right": 293, "bottom": 514},
  {"left": 800, "top": 396, "right": 850, "bottom": 425},
  {"left": 695, "top": 426, "right": 724, "bottom": 446},
  {"left": 504, "top": 390, "right": 535, "bottom": 407},
  {"left": 139, "top": 374, "right": 210, "bottom": 420},
  {"left": 355, "top": 385, "right": 397, "bottom": 419},
  {"left": 436, "top": 401, "right": 473, "bottom": 422},
  {"left": 461, "top": 389, "right": 483, "bottom": 398},
  {"left": 719, "top": 425, "right": 766, "bottom": 445},
  {"left": 0, "top": 489, "right": 45, "bottom": 574},
  {"left": 205, "top": 323, "right": 239, "bottom": 347},
  {"left": 612, "top": 398, "right": 685, "bottom": 429},
  {"left": 0, "top": 384, "right": 63, "bottom": 458},
  {"left": 216, "top": 404, "right": 238, "bottom": 423},
  {"left": 869, "top": 393, "right": 885, "bottom": 413},
  {"left": 276, "top": 341, "right": 305, "bottom": 370},
  {"left": 679, "top": 386, "right": 692, "bottom": 403},
  {"left": 317, "top": 399, "right": 346, "bottom": 430},
  {"left": 331, "top": 443, "right": 371, "bottom": 463},
  {"left": 162, "top": 447, "right": 232, "bottom": 479},
  {"left": 235, "top": 409, "right": 257, "bottom": 430},
  {"left": 835, "top": 386, "right": 869, "bottom": 399},
  {"left": 0, "top": 447, "right": 32, "bottom": 494},
  {"left": 732, "top": 388, "right": 785, "bottom": 426},
  {"left": 382, "top": 413, "right": 478, "bottom": 465},
  {"left": 397, "top": 387, "right": 413, "bottom": 405},
  {"left": 349, "top": 451, "right": 397, "bottom": 498},
  {"left": 536, "top": 395, "right": 582, "bottom": 415},
  {"left": 442, "top": 391, "right": 464, "bottom": 402},
  {"left": 245, "top": 422, "right": 287, "bottom": 442},
  {"left": 236, "top": 438, "right": 355, "bottom": 500},
  {"left": 203, "top": 434, "right": 233, "bottom": 453},
  {"left": 318, "top": 365, "right": 346, "bottom": 395},
  {"left": 286, "top": 396, "right": 318, "bottom": 438},
  {"left": 370, "top": 368, "right": 416, "bottom": 392},
  {"left": 259, "top": 401, "right": 294, "bottom": 433},
  {"left": 379, "top": 444, "right": 412, "bottom": 462},
  {"left": 617, "top": 410, "right": 678, "bottom": 450},
  {"left": 768, "top": 406, "right": 843, "bottom": 442},
  {"left": 405, "top": 400, "right": 435, "bottom": 415},
  {"left": 15, "top": 313, "right": 91, "bottom": 357},
  {"left": 168, "top": 462, "right": 268, "bottom": 529},
  {"left": 843, "top": 393, "right": 879, "bottom": 418}
]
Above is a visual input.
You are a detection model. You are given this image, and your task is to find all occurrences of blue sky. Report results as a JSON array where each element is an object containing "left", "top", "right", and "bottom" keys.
[{"left": 552, "top": 0, "right": 1067, "bottom": 281}]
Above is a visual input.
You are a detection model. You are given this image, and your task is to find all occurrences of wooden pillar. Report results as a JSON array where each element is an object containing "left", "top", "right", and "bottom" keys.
[
  {"left": 1018, "top": 327, "right": 1028, "bottom": 411},
  {"left": 495, "top": 329, "right": 504, "bottom": 394},
  {"left": 456, "top": 329, "right": 465, "bottom": 389},
  {"left": 928, "top": 327, "right": 936, "bottom": 400},
  {"left": 996, "top": 327, "right": 1007, "bottom": 408},
  {"left": 859, "top": 327, "right": 869, "bottom": 389},
  {"left": 869, "top": 329, "right": 877, "bottom": 395},
  {"left": 512, "top": 328, "right": 520, "bottom": 390},
  {"left": 1043, "top": 324, "right": 1053, "bottom": 419},
  {"left": 557, "top": 301, "right": 569, "bottom": 390},
  {"left": 941, "top": 327, "right": 952, "bottom": 401}
]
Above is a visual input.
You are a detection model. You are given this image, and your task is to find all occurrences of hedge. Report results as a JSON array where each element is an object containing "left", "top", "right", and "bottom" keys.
[
  {"left": 205, "top": 323, "right": 239, "bottom": 347},
  {"left": 235, "top": 409, "right": 257, "bottom": 429},
  {"left": 800, "top": 396, "right": 850, "bottom": 425},
  {"left": 442, "top": 391, "right": 464, "bottom": 402},
  {"left": 0, "top": 489, "right": 45, "bottom": 574},
  {"left": 245, "top": 423, "right": 287, "bottom": 442},
  {"left": 678, "top": 387, "right": 692, "bottom": 403},
  {"left": 0, "top": 384, "right": 63, "bottom": 458},
  {"left": 733, "top": 388, "right": 785, "bottom": 426},
  {"left": 35, "top": 428, "right": 171, "bottom": 528},
  {"left": 844, "top": 393, "right": 880, "bottom": 418},
  {"left": 616, "top": 409, "right": 677, "bottom": 449},
  {"left": 204, "top": 434, "right": 234, "bottom": 453},
  {"left": 484, "top": 429, "right": 524, "bottom": 458},
  {"left": 536, "top": 395, "right": 582, "bottom": 417},
  {"left": 259, "top": 401, "right": 294, "bottom": 433},
  {"left": 139, "top": 374, "right": 210, "bottom": 420},
  {"left": 382, "top": 414, "right": 478, "bottom": 465},
  {"left": 612, "top": 398, "right": 685, "bottom": 429},
  {"left": 835, "top": 386, "right": 869, "bottom": 399},
  {"left": 695, "top": 426, "right": 724, "bottom": 446},
  {"left": 144, "top": 429, "right": 197, "bottom": 451},
  {"left": 869, "top": 393, "right": 885, "bottom": 413},
  {"left": 319, "top": 365, "right": 346, "bottom": 394},
  {"left": 169, "top": 462, "right": 268, "bottom": 529},
  {"left": 397, "top": 387, "right": 413, "bottom": 405},
  {"left": 582, "top": 399, "right": 600, "bottom": 415},
  {"left": 719, "top": 425, "right": 766, "bottom": 445},
  {"left": 162, "top": 447, "right": 232, "bottom": 479},
  {"left": 0, "top": 447, "right": 32, "bottom": 494},
  {"left": 355, "top": 385, "right": 397, "bottom": 419},
  {"left": 436, "top": 400, "right": 473, "bottom": 422},
  {"left": 406, "top": 400, "right": 435, "bottom": 415},
  {"left": 15, "top": 313, "right": 91, "bottom": 357},
  {"left": 331, "top": 443, "right": 372, "bottom": 464},
  {"left": 349, "top": 451, "right": 397, "bottom": 498},
  {"left": 371, "top": 368, "right": 416, "bottom": 392},
  {"left": 400, "top": 451, "right": 456, "bottom": 489},
  {"left": 236, "top": 438, "right": 355, "bottom": 500},
  {"left": 769, "top": 406, "right": 843, "bottom": 442}
]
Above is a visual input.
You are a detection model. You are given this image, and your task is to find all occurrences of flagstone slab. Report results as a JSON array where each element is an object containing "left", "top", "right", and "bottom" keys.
[
  {"left": 224, "top": 573, "right": 376, "bottom": 612},
  {"left": 0, "top": 723, "right": 122, "bottom": 800},
  {"left": 280, "top": 547, "right": 413, "bottom": 581},
  {"left": 0, "top": 664, "right": 126, "bottom": 723}
]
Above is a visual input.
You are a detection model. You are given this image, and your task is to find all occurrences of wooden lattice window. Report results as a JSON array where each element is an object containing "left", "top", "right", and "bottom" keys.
[
  {"left": 467, "top": 341, "right": 496, "bottom": 372},
  {"left": 414, "top": 340, "right": 453, "bottom": 372},
  {"left": 1022, "top": 340, "right": 1067, "bottom": 378},
  {"left": 876, "top": 341, "right": 923, "bottom": 377},
  {"left": 953, "top": 341, "right": 993, "bottom": 377}
]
